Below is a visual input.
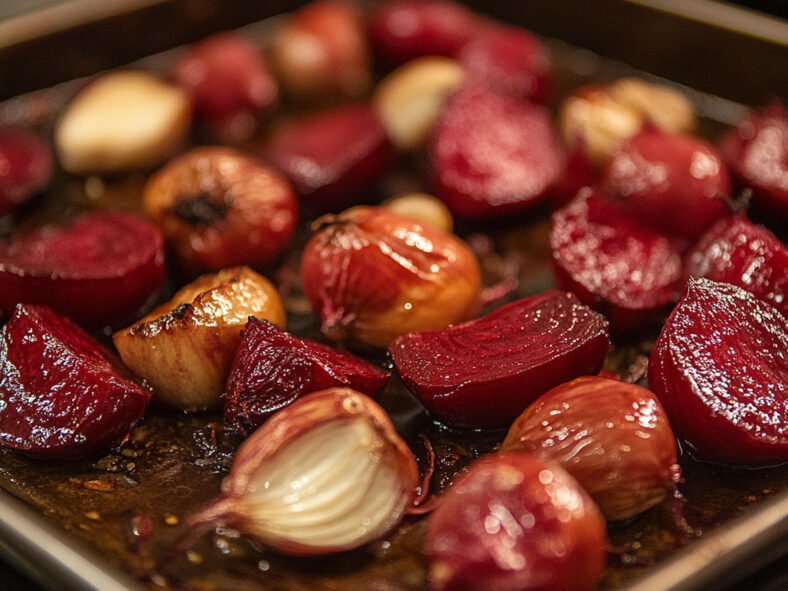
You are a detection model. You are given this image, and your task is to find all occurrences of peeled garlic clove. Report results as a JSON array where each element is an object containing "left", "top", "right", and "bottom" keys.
[
  {"left": 382, "top": 192, "right": 454, "bottom": 233},
  {"left": 113, "top": 266, "right": 285, "bottom": 410},
  {"left": 55, "top": 71, "right": 191, "bottom": 174},
  {"left": 609, "top": 77, "right": 696, "bottom": 134},
  {"left": 190, "top": 387, "right": 419, "bottom": 555},
  {"left": 373, "top": 56, "right": 465, "bottom": 151}
]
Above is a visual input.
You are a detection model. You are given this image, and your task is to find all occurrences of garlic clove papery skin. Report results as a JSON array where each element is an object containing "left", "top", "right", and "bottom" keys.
[{"left": 214, "top": 388, "right": 418, "bottom": 555}]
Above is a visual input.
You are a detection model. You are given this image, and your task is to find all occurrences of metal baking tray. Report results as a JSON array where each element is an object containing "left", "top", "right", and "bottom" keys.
[{"left": 0, "top": 1, "right": 786, "bottom": 590}]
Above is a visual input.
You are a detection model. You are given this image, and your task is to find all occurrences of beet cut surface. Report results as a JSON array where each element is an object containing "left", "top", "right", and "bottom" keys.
[
  {"left": 266, "top": 104, "right": 395, "bottom": 212},
  {"left": 0, "top": 127, "right": 53, "bottom": 216},
  {"left": 685, "top": 215, "right": 787, "bottom": 318},
  {"left": 223, "top": 318, "right": 390, "bottom": 435},
  {"left": 424, "top": 453, "right": 607, "bottom": 591},
  {"left": 0, "top": 304, "right": 152, "bottom": 459},
  {"left": 550, "top": 189, "right": 683, "bottom": 334},
  {"left": 389, "top": 291, "right": 609, "bottom": 428},
  {"left": 431, "top": 85, "right": 564, "bottom": 219},
  {"left": 649, "top": 278, "right": 788, "bottom": 466},
  {"left": 0, "top": 210, "right": 165, "bottom": 328}
]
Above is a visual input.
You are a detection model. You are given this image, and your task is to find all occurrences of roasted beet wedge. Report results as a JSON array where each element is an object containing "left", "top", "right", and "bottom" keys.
[
  {"left": 367, "top": 0, "right": 478, "bottom": 65},
  {"left": 458, "top": 25, "right": 551, "bottom": 104},
  {"left": 0, "top": 128, "right": 53, "bottom": 216},
  {"left": 0, "top": 211, "right": 165, "bottom": 328},
  {"left": 424, "top": 453, "right": 607, "bottom": 591},
  {"left": 431, "top": 86, "right": 564, "bottom": 218},
  {"left": 649, "top": 278, "right": 788, "bottom": 465},
  {"left": 685, "top": 215, "right": 787, "bottom": 318},
  {"left": 550, "top": 189, "right": 683, "bottom": 334},
  {"left": 602, "top": 127, "right": 732, "bottom": 244},
  {"left": 720, "top": 104, "right": 788, "bottom": 222},
  {"left": 223, "top": 318, "right": 390, "bottom": 435},
  {"left": 389, "top": 291, "right": 609, "bottom": 428},
  {"left": 0, "top": 304, "right": 152, "bottom": 458},
  {"left": 266, "top": 104, "right": 395, "bottom": 212}
]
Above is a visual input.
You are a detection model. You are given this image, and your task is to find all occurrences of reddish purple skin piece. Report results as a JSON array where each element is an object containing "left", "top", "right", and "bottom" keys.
[
  {"left": 0, "top": 211, "right": 165, "bottom": 328},
  {"left": 424, "top": 453, "right": 607, "bottom": 591},
  {"left": 719, "top": 104, "right": 788, "bottom": 222},
  {"left": 223, "top": 318, "right": 390, "bottom": 435},
  {"left": 389, "top": 291, "right": 609, "bottom": 429},
  {"left": 648, "top": 278, "right": 788, "bottom": 466},
  {"left": 550, "top": 189, "right": 683, "bottom": 334},
  {"left": 265, "top": 104, "right": 396, "bottom": 212},
  {"left": 431, "top": 86, "right": 564, "bottom": 219},
  {"left": 0, "top": 304, "right": 152, "bottom": 459},
  {"left": 0, "top": 128, "right": 53, "bottom": 216},
  {"left": 602, "top": 127, "right": 732, "bottom": 244},
  {"left": 685, "top": 215, "right": 787, "bottom": 318},
  {"left": 458, "top": 25, "right": 551, "bottom": 104},
  {"left": 367, "top": 0, "right": 478, "bottom": 65}
]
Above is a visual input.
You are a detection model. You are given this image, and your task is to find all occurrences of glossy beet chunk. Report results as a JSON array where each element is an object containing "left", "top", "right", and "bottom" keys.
[
  {"left": 266, "top": 104, "right": 395, "bottom": 212},
  {"left": 0, "top": 304, "right": 152, "bottom": 458},
  {"left": 174, "top": 32, "right": 277, "bottom": 137},
  {"left": 602, "top": 127, "right": 732, "bottom": 244},
  {"left": 367, "top": 0, "right": 477, "bottom": 65},
  {"left": 431, "top": 86, "right": 564, "bottom": 218},
  {"left": 458, "top": 25, "right": 551, "bottom": 104},
  {"left": 550, "top": 189, "right": 683, "bottom": 334},
  {"left": 685, "top": 215, "right": 787, "bottom": 317},
  {"left": 223, "top": 318, "right": 390, "bottom": 435},
  {"left": 720, "top": 104, "right": 788, "bottom": 223},
  {"left": 0, "top": 127, "right": 53, "bottom": 216},
  {"left": 649, "top": 278, "right": 788, "bottom": 465},
  {"left": 0, "top": 211, "right": 165, "bottom": 328},
  {"left": 390, "top": 291, "right": 609, "bottom": 428},
  {"left": 424, "top": 453, "right": 606, "bottom": 591}
]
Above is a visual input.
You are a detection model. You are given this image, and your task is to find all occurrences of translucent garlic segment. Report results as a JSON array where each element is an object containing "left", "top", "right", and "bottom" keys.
[
  {"left": 382, "top": 193, "right": 454, "bottom": 233},
  {"left": 609, "top": 77, "right": 696, "bottom": 135},
  {"left": 242, "top": 418, "right": 410, "bottom": 552},
  {"left": 373, "top": 57, "right": 465, "bottom": 150},
  {"left": 56, "top": 71, "right": 191, "bottom": 174},
  {"left": 113, "top": 266, "right": 285, "bottom": 410}
]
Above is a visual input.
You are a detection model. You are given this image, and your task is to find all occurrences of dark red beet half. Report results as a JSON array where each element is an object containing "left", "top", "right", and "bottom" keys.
[
  {"left": 431, "top": 86, "right": 564, "bottom": 219},
  {"left": 685, "top": 215, "right": 787, "bottom": 318},
  {"left": 223, "top": 317, "right": 390, "bottom": 435},
  {"left": 389, "top": 291, "right": 609, "bottom": 428},
  {"left": 0, "top": 127, "right": 53, "bottom": 216},
  {"left": 602, "top": 127, "right": 732, "bottom": 244},
  {"left": 266, "top": 104, "right": 395, "bottom": 212},
  {"left": 367, "top": 0, "right": 478, "bottom": 65},
  {"left": 0, "top": 304, "right": 152, "bottom": 459},
  {"left": 649, "top": 278, "right": 788, "bottom": 466},
  {"left": 0, "top": 210, "right": 165, "bottom": 328},
  {"left": 458, "top": 25, "right": 551, "bottom": 104},
  {"left": 424, "top": 453, "right": 607, "bottom": 591},
  {"left": 719, "top": 104, "right": 788, "bottom": 223},
  {"left": 550, "top": 189, "right": 683, "bottom": 334}
]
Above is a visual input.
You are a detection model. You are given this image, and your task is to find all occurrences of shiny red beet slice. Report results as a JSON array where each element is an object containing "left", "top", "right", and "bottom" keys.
[
  {"left": 550, "top": 189, "right": 683, "bottom": 334},
  {"left": 0, "top": 127, "right": 53, "bottom": 216},
  {"left": 389, "top": 291, "right": 609, "bottom": 428},
  {"left": 602, "top": 127, "right": 732, "bottom": 244},
  {"left": 458, "top": 25, "right": 551, "bottom": 104},
  {"left": 720, "top": 104, "right": 788, "bottom": 223},
  {"left": 0, "top": 211, "right": 165, "bottom": 328},
  {"left": 367, "top": 0, "right": 477, "bottom": 65},
  {"left": 266, "top": 104, "right": 395, "bottom": 212},
  {"left": 649, "top": 278, "right": 788, "bottom": 465},
  {"left": 0, "top": 304, "right": 152, "bottom": 458},
  {"left": 431, "top": 86, "right": 564, "bottom": 219},
  {"left": 223, "top": 317, "right": 390, "bottom": 435},
  {"left": 685, "top": 215, "right": 787, "bottom": 317},
  {"left": 424, "top": 453, "right": 606, "bottom": 591},
  {"left": 174, "top": 32, "right": 277, "bottom": 136}
]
